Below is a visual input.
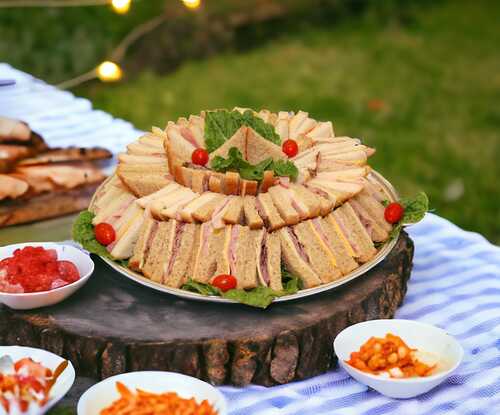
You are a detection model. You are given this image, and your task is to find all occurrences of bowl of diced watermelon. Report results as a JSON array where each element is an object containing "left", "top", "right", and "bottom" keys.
[{"left": 0, "top": 242, "right": 94, "bottom": 310}]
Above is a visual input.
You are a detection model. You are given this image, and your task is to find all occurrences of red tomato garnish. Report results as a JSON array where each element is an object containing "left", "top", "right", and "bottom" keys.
[
  {"left": 211, "top": 274, "right": 237, "bottom": 292},
  {"left": 191, "top": 148, "right": 209, "bottom": 166},
  {"left": 384, "top": 202, "right": 405, "bottom": 224},
  {"left": 282, "top": 139, "right": 299, "bottom": 157},
  {"left": 94, "top": 222, "right": 116, "bottom": 246}
]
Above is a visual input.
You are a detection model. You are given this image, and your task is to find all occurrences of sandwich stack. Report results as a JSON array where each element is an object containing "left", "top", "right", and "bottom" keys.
[
  {"left": 88, "top": 108, "right": 394, "bottom": 293},
  {"left": 0, "top": 116, "right": 112, "bottom": 227}
]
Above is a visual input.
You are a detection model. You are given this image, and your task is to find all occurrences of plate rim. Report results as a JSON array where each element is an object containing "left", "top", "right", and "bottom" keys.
[{"left": 100, "top": 170, "right": 400, "bottom": 305}]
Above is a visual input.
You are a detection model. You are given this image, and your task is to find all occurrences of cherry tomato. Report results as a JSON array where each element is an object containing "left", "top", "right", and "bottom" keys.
[
  {"left": 211, "top": 274, "right": 237, "bottom": 292},
  {"left": 94, "top": 223, "right": 116, "bottom": 246},
  {"left": 384, "top": 202, "right": 404, "bottom": 224},
  {"left": 282, "top": 139, "right": 299, "bottom": 157},
  {"left": 191, "top": 148, "right": 209, "bottom": 166}
]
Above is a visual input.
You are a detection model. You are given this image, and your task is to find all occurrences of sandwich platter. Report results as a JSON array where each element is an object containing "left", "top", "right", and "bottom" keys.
[
  {"left": 99, "top": 170, "right": 399, "bottom": 305},
  {"left": 74, "top": 108, "right": 427, "bottom": 308}
]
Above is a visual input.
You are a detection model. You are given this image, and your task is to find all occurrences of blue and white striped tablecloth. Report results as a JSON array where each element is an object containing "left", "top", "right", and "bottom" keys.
[{"left": 1, "top": 63, "right": 499, "bottom": 415}]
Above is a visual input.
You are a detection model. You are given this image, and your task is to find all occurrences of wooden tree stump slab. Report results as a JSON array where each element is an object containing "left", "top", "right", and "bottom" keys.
[{"left": 0, "top": 232, "right": 414, "bottom": 386}]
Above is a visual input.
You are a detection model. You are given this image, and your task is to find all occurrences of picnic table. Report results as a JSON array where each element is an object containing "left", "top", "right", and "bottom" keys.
[{"left": 1, "top": 63, "right": 499, "bottom": 415}]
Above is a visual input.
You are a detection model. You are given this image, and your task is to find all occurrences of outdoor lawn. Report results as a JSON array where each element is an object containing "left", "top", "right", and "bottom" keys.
[{"left": 77, "top": 0, "right": 500, "bottom": 244}]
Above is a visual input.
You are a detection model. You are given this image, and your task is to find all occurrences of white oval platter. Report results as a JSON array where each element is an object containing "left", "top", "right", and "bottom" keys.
[{"left": 100, "top": 170, "right": 399, "bottom": 305}]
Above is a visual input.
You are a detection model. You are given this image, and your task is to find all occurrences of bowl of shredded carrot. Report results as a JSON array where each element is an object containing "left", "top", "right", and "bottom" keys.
[
  {"left": 334, "top": 319, "right": 463, "bottom": 399},
  {"left": 77, "top": 371, "right": 227, "bottom": 415}
]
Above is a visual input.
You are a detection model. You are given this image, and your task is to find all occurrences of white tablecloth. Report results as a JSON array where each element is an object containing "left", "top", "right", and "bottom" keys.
[{"left": 1, "top": 63, "right": 499, "bottom": 415}]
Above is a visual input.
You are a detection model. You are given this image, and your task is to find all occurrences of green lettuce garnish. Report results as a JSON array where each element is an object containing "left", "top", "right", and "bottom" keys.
[
  {"left": 72, "top": 210, "right": 112, "bottom": 259},
  {"left": 181, "top": 269, "right": 302, "bottom": 309},
  {"left": 205, "top": 109, "right": 281, "bottom": 153},
  {"left": 211, "top": 147, "right": 298, "bottom": 182},
  {"left": 384, "top": 191, "right": 429, "bottom": 241},
  {"left": 72, "top": 210, "right": 128, "bottom": 266}
]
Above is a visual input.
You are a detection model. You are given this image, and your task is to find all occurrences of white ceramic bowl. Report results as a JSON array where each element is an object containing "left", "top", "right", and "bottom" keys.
[
  {"left": 0, "top": 345, "right": 75, "bottom": 415},
  {"left": 77, "top": 371, "right": 227, "bottom": 415},
  {"left": 334, "top": 319, "right": 464, "bottom": 399},
  {"left": 0, "top": 242, "right": 94, "bottom": 310}
]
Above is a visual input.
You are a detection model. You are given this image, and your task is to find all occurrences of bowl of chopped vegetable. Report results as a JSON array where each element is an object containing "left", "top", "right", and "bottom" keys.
[
  {"left": 0, "top": 345, "right": 75, "bottom": 415},
  {"left": 77, "top": 371, "right": 227, "bottom": 415},
  {"left": 334, "top": 319, "right": 463, "bottom": 399},
  {"left": 0, "top": 242, "right": 94, "bottom": 310}
]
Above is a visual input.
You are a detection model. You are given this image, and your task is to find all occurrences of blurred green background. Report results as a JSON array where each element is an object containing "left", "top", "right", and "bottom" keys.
[{"left": 1, "top": 0, "right": 499, "bottom": 244}]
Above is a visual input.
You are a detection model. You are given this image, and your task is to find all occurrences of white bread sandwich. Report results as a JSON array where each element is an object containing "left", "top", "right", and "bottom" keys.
[
  {"left": 277, "top": 227, "right": 322, "bottom": 288},
  {"left": 254, "top": 230, "right": 282, "bottom": 291},
  {"left": 311, "top": 217, "right": 358, "bottom": 275},
  {"left": 331, "top": 203, "right": 376, "bottom": 263},
  {"left": 190, "top": 223, "right": 226, "bottom": 283},
  {"left": 292, "top": 221, "right": 342, "bottom": 283},
  {"left": 129, "top": 215, "right": 159, "bottom": 272},
  {"left": 215, "top": 225, "right": 258, "bottom": 289},
  {"left": 256, "top": 192, "right": 285, "bottom": 230},
  {"left": 208, "top": 126, "right": 246, "bottom": 162},
  {"left": 347, "top": 199, "right": 389, "bottom": 242},
  {"left": 267, "top": 185, "right": 300, "bottom": 225},
  {"left": 246, "top": 128, "right": 285, "bottom": 164},
  {"left": 242, "top": 196, "right": 264, "bottom": 229}
]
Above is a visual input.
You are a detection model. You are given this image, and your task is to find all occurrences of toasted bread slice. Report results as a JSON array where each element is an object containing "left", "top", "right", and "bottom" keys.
[
  {"left": 0, "top": 174, "right": 28, "bottom": 201},
  {"left": 208, "top": 172, "right": 224, "bottom": 193},
  {"left": 18, "top": 146, "right": 112, "bottom": 166},
  {"left": 240, "top": 179, "right": 258, "bottom": 196},
  {"left": 224, "top": 171, "right": 240, "bottom": 195},
  {"left": 259, "top": 170, "right": 275, "bottom": 192}
]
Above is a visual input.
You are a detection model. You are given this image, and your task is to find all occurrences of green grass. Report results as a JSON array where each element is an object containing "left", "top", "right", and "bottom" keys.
[{"left": 78, "top": 0, "right": 500, "bottom": 243}]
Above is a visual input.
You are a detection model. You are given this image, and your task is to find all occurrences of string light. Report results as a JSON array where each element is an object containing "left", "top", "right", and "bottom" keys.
[
  {"left": 182, "top": 0, "right": 201, "bottom": 10},
  {"left": 111, "top": 0, "right": 130, "bottom": 14},
  {"left": 96, "top": 61, "right": 123, "bottom": 82}
]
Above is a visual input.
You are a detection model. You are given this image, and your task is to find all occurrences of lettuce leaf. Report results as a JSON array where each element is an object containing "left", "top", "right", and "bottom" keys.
[
  {"left": 385, "top": 191, "right": 429, "bottom": 241},
  {"left": 204, "top": 109, "right": 281, "bottom": 153},
  {"left": 271, "top": 159, "right": 299, "bottom": 181},
  {"left": 211, "top": 146, "right": 298, "bottom": 182},
  {"left": 72, "top": 210, "right": 113, "bottom": 259},
  {"left": 181, "top": 268, "right": 301, "bottom": 308},
  {"left": 72, "top": 210, "right": 129, "bottom": 266}
]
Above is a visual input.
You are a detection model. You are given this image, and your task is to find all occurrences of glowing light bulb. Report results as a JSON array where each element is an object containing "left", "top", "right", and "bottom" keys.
[
  {"left": 96, "top": 61, "right": 123, "bottom": 82},
  {"left": 182, "top": 0, "right": 201, "bottom": 10},
  {"left": 111, "top": 0, "right": 131, "bottom": 14}
]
